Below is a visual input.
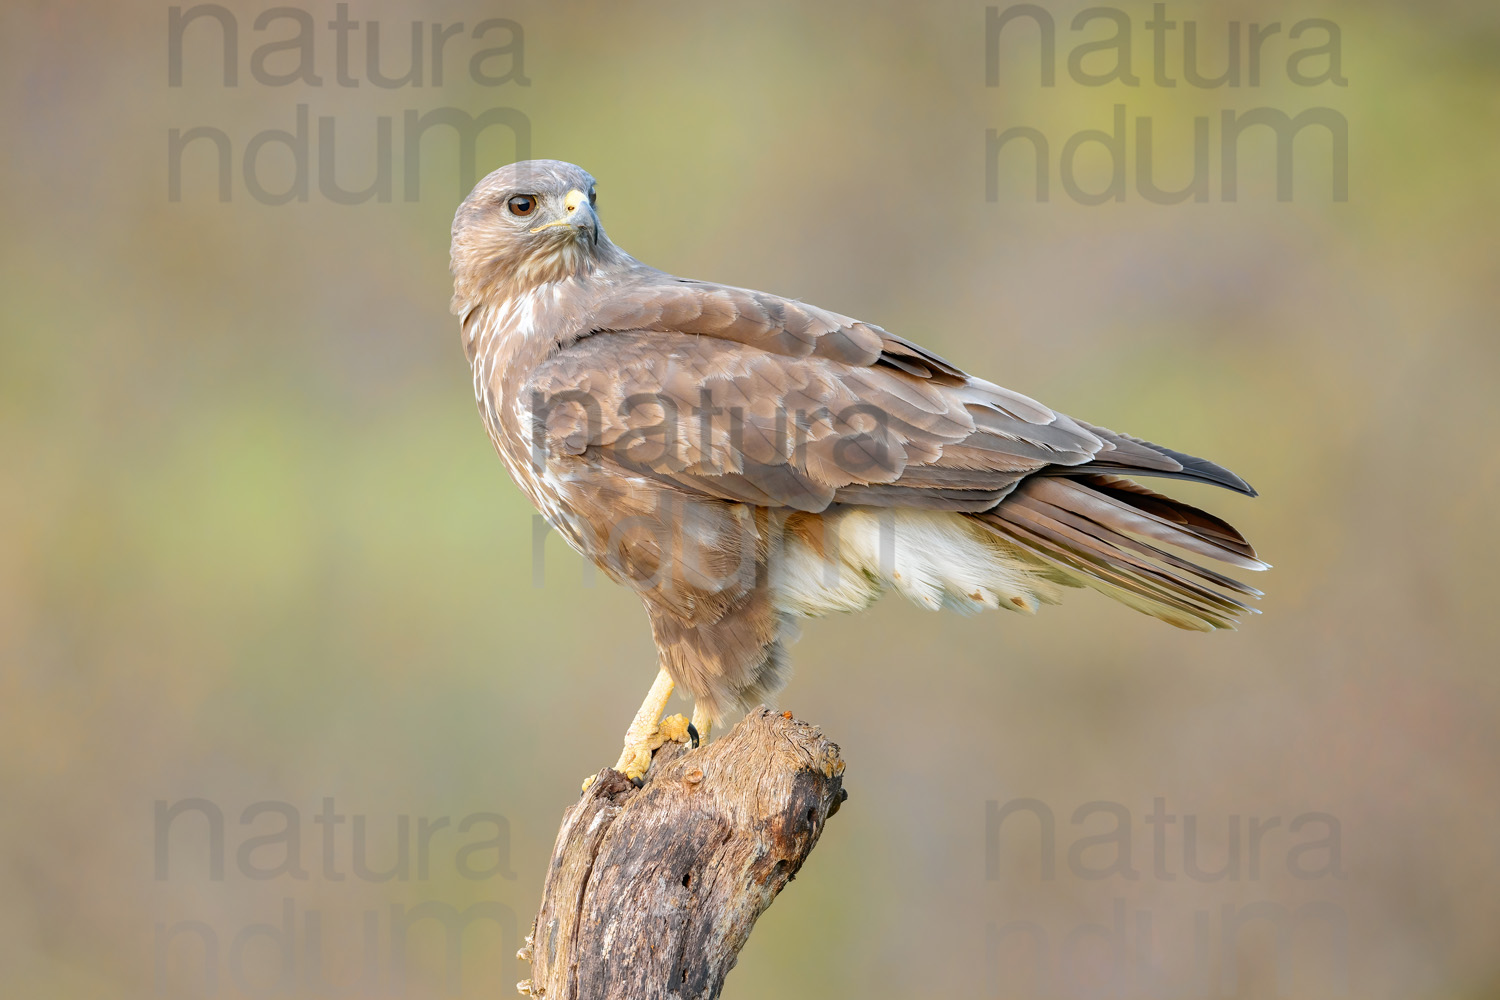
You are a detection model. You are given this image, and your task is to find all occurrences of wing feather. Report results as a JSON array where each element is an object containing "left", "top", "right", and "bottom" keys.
[{"left": 524, "top": 275, "right": 1255, "bottom": 514}]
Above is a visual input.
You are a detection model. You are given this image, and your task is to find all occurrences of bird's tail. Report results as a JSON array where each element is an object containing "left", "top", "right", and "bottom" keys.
[{"left": 974, "top": 474, "right": 1268, "bottom": 631}]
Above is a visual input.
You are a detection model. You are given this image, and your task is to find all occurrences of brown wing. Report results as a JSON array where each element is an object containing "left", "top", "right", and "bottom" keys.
[
  {"left": 585, "top": 270, "right": 969, "bottom": 381},
  {"left": 521, "top": 276, "right": 1249, "bottom": 513}
]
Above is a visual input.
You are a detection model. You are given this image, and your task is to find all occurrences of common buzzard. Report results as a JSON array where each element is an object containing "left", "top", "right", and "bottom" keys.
[{"left": 449, "top": 160, "right": 1265, "bottom": 782}]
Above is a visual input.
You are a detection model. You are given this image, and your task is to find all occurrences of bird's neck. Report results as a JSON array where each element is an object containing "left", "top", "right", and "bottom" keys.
[
  {"left": 462, "top": 270, "right": 616, "bottom": 416},
  {"left": 451, "top": 237, "right": 633, "bottom": 320}
]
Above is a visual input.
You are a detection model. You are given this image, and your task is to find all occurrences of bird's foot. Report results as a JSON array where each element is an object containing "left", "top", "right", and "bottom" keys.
[
  {"left": 581, "top": 714, "right": 697, "bottom": 791},
  {"left": 614, "top": 712, "right": 694, "bottom": 783}
]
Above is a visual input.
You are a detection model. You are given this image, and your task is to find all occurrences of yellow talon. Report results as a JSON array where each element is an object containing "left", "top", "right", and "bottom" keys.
[
  {"left": 585, "top": 669, "right": 704, "bottom": 787},
  {"left": 613, "top": 712, "right": 692, "bottom": 781},
  {"left": 580, "top": 671, "right": 713, "bottom": 789},
  {"left": 657, "top": 713, "right": 692, "bottom": 746}
]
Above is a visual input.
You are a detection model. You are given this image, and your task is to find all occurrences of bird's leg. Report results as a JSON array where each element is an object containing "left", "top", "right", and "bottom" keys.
[
  {"left": 602, "top": 667, "right": 693, "bottom": 785},
  {"left": 691, "top": 703, "right": 713, "bottom": 745}
]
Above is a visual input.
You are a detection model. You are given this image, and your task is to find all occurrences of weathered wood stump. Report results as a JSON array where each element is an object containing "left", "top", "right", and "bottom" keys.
[{"left": 518, "top": 708, "right": 847, "bottom": 1000}]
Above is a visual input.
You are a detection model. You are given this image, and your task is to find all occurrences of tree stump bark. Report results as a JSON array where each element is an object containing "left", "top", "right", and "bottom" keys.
[{"left": 518, "top": 708, "right": 847, "bottom": 1000}]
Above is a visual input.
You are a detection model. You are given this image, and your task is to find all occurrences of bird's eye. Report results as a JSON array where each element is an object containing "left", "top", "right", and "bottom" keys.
[
  {"left": 507, "top": 194, "right": 537, "bottom": 217},
  {"left": 588, "top": 187, "right": 597, "bottom": 206}
]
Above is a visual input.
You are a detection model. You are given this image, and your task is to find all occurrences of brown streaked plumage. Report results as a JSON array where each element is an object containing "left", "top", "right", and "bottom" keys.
[{"left": 449, "top": 160, "right": 1267, "bottom": 780}]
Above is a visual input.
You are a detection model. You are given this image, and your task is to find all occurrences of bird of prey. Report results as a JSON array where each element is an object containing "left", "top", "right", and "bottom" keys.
[{"left": 449, "top": 160, "right": 1266, "bottom": 782}]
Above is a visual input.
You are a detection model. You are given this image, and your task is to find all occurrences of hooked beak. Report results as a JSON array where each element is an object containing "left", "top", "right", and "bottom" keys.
[{"left": 530, "top": 188, "right": 597, "bottom": 245}]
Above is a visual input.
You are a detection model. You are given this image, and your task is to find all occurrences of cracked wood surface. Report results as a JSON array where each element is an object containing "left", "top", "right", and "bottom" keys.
[{"left": 519, "top": 709, "right": 847, "bottom": 1000}]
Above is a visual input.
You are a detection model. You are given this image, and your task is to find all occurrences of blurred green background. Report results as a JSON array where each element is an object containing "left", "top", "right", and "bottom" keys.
[{"left": 3, "top": 0, "right": 1498, "bottom": 997}]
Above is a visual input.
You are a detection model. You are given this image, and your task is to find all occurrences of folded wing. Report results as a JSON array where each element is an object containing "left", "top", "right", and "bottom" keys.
[{"left": 521, "top": 274, "right": 1264, "bottom": 629}]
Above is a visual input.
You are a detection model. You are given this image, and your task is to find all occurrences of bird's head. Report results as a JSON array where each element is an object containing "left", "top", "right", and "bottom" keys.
[{"left": 450, "top": 159, "right": 623, "bottom": 313}]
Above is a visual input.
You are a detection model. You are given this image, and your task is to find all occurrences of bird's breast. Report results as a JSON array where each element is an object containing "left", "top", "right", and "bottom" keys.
[{"left": 465, "top": 285, "right": 594, "bottom": 552}]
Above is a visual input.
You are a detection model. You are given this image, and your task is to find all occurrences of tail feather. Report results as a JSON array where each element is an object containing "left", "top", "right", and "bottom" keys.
[
  {"left": 975, "top": 474, "right": 1266, "bottom": 631},
  {"left": 1049, "top": 475, "right": 1264, "bottom": 569},
  {"left": 987, "top": 501, "right": 1253, "bottom": 629},
  {"left": 1011, "top": 489, "right": 1263, "bottom": 599}
]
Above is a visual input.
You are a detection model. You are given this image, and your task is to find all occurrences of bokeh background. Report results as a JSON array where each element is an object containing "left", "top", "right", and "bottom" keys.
[{"left": 3, "top": 1, "right": 1498, "bottom": 997}]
